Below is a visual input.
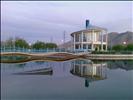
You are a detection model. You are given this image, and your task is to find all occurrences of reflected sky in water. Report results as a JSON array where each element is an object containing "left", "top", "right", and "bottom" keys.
[{"left": 1, "top": 59, "right": 133, "bottom": 100}]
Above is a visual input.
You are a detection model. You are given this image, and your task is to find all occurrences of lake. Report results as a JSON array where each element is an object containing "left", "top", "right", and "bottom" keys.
[{"left": 1, "top": 59, "right": 133, "bottom": 100}]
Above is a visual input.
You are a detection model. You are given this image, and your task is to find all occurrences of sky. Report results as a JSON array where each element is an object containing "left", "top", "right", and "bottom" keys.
[{"left": 1, "top": 1, "right": 133, "bottom": 44}]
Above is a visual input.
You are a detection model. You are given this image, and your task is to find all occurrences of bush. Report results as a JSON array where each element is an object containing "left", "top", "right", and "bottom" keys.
[
  {"left": 31, "top": 41, "right": 46, "bottom": 50},
  {"left": 125, "top": 44, "right": 133, "bottom": 51},
  {"left": 31, "top": 41, "right": 57, "bottom": 49},
  {"left": 112, "top": 45, "right": 126, "bottom": 51},
  {"left": 45, "top": 43, "right": 57, "bottom": 49},
  {"left": 92, "top": 51, "right": 133, "bottom": 54},
  {"left": 15, "top": 38, "right": 29, "bottom": 48}
]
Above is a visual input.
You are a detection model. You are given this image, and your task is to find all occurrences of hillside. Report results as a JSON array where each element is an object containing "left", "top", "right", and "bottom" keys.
[{"left": 107, "top": 31, "right": 133, "bottom": 47}]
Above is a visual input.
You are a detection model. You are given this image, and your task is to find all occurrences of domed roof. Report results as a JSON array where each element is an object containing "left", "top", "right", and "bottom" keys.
[
  {"left": 87, "top": 25, "right": 107, "bottom": 30},
  {"left": 71, "top": 25, "right": 107, "bottom": 36}
]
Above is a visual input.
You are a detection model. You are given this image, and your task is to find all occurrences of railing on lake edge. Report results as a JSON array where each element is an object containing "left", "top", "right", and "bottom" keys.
[
  {"left": 92, "top": 50, "right": 133, "bottom": 54},
  {"left": 0, "top": 47, "right": 69, "bottom": 53},
  {"left": 1, "top": 47, "right": 133, "bottom": 55}
]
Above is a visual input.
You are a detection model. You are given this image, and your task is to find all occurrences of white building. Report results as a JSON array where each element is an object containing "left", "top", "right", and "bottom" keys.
[{"left": 71, "top": 20, "right": 108, "bottom": 52}]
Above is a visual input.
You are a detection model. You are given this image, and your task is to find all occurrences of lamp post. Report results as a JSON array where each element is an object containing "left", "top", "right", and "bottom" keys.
[
  {"left": 123, "top": 41, "right": 127, "bottom": 52},
  {"left": 29, "top": 43, "right": 31, "bottom": 53},
  {"left": 13, "top": 38, "right": 15, "bottom": 52},
  {"left": 4, "top": 43, "right": 5, "bottom": 52},
  {"left": 61, "top": 39, "right": 64, "bottom": 52},
  {"left": 123, "top": 41, "right": 126, "bottom": 45}
]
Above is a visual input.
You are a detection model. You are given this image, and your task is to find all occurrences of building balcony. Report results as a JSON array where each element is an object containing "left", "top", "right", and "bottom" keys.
[{"left": 73, "top": 41, "right": 107, "bottom": 45}]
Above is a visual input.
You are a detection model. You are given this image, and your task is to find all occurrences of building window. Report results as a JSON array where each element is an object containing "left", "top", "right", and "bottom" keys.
[
  {"left": 83, "top": 33, "right": 87, "bottom": 42},
  {"left": 83, "top": 44, "right": 86, "bottom": 49},
  {"left": 75, "top": 44, "right": 79, "bottom": 49},
  {"left": 75, "top": 34, "right": 80, "bottom": 42},
  {"left": 88, "top": 33, "right": 91, "bottom": 42},
  {"left": 80, "top": 34, "right": 82, "bottom": 42},
  {"left": 88, "top": 45, "right": 91, "bottom": 49}
]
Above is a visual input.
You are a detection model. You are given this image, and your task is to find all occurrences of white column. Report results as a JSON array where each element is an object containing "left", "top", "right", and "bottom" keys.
[
  {"left": 105, "top": 30, "right": 108, "bottom": 51},
  {"left": 96, "top": 32, "right": 98, "bottom": 42},
  {"left": 95, "top": 32, "right": 97, "bottom": 42},
  {"left": 91, "top": 30, "right": 94, "bottom": 51},
  {"left": 101, "top": 31, "right": 103, "bottom": 51},
  {"left": 86, "top": 33, "right": 88, "bottom": 42},
  {"left": 73, "top": 34, "right": 75, "bottom": 51},
  {"left": 94, "top": 33, "right": 96, "bottom": 42},
  {"left": 71, "top": 36, "right": 73, "bottom": 52},
  {"left": 81, "top": 32, "right": 83, "bottom": 50}
]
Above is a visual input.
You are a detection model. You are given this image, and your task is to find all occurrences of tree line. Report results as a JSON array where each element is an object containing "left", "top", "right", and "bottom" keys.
[
  {"left": 111, "top": 44, "right": 133, "bottom": 51},
  {"left": 1, "top": 37, "right": 57, "bottom": 49},
  {"left": 92, "top": 44, "right": 133, "bottom": 54},
  {"left": 1, "top": 37, "right": 133, "bottom": 51}
]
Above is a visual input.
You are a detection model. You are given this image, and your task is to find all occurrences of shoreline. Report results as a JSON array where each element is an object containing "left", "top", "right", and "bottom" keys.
[
  {"left": 1, "top": 52, "right": 133, "bottom": 63},
  {"left": 86, "top": 54, "right": 133, "bottom": 60}
]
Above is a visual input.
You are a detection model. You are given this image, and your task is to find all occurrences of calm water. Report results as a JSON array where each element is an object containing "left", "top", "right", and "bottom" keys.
[{"left": 1, "top": 59, "right": 133, "bottom": 100}]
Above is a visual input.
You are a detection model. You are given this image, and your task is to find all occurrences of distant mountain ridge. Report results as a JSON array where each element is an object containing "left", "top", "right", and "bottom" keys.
[
  {"left": 58, "top": 31, "right": 133, "bottom": 49},
  {"left": 107, "top": 31, "right": 133, "bottom": 47}
]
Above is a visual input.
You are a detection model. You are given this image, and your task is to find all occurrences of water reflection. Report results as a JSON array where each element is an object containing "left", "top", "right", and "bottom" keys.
[
  {"left": 14, "top": 67, "right": 53, "bottom": 75},
  {"left": 2, "top": 59, "right": 133, "bottom": 86},
  {"left": 16, "top": 63, "right": 27, "bottom": 68},
  {"left": 1, "top": 59, "right": 133, "bottom": 100},
  {"left": 70, "top": 59, "right": 107, "bottom": 87},
  {"left": 34, "top": 61, "right": 45, "bottom": 64},
  {"left": 107, "top": 60, "right": 133, "bottom": 71}
]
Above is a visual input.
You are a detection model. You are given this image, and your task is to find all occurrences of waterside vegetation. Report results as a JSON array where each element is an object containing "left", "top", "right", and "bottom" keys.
[
  {"left": 1, "top": 37, "right": 57, "bottom": 49},
  {"left": 1, "top": 37, "right": 133, "bottom": 52}
]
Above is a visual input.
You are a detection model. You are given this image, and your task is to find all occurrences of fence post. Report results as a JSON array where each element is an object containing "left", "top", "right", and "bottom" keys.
[{"left": 47, "top": 48, "right": 48, "bottom": 52}]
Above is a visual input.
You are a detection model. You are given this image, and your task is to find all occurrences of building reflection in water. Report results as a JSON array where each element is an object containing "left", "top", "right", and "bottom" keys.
[
  {"left": 70, "top": 59, "right": 107, "bottom": 87},
  {"left": 107, "top": 60, "right": 133, "bottom": 71}
]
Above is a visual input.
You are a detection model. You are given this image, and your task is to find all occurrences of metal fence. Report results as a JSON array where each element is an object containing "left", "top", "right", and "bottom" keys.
[
  {"left": 92, "top": 50, "right": 133, "bottom": 54},
  {"left": 0, "top": 47, "right": 67, "bottom": 53}
]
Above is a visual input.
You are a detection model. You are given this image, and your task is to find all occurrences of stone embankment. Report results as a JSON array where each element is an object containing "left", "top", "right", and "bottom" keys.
[
  {"left": 86, "top": 54, "right": 133, "bottom": 60},
  {"left": 1, "top": 52, "right": 133, "bottom": 63}
]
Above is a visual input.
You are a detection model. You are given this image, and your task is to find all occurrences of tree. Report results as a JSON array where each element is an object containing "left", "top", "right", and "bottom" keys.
[
  {"left": 5, "top": 37, "right": 14, "bottom": 47},
  {"left": 112, "top": 45, "right": 125, "bottom": 51},
  {"left": 1, "top": 41, "right": 6, "bottom": 48},
  {"left": 31, "top": 41, "right": 46, "bottom": 49},
  {"left": 15, "top": 38, "right": 29, "bottom": 48},
  {"left": 125, "top": 44, "right": 133, "bottom": 51},
  {"left": 31, "top": 41, "right": 57, "bottom": 49},
  {"left": 2, "top": 37, "right": 58, "bottom": 50},
  {"left": 45, "top": 43, "right": 57, "bottom": 49}
]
